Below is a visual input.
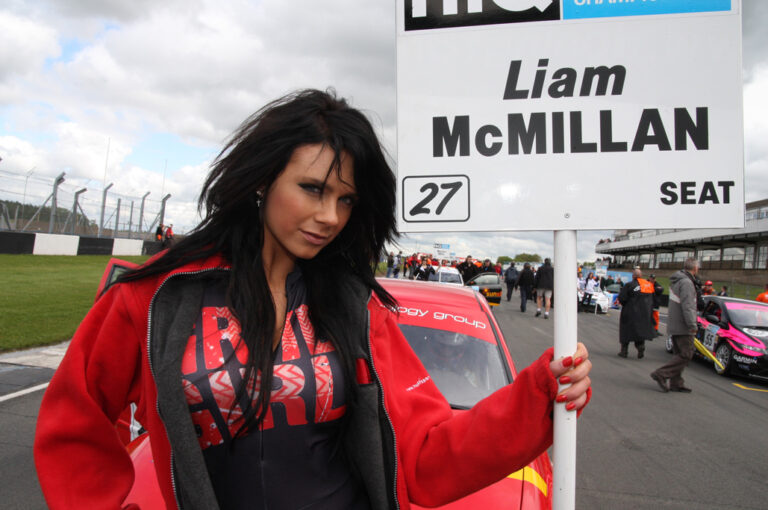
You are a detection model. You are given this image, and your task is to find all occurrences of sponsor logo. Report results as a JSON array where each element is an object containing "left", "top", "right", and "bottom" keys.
[
  {"left": 405, "top": 0, "right": 560, "bottom": 31},
  {"left": 733, "top": 354, "right": 757, "bottom": 365},
  {"left": 406, "top": 375, "right": 432, "bottom": 391}
]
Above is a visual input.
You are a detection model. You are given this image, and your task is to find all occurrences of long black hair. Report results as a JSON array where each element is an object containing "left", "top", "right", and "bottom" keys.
[{"left": 119, "top": 89, "right": 398, "bottom": 435}]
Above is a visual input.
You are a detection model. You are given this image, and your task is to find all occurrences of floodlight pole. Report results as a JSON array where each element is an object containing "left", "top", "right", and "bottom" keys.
[
  {"left": 98, "top": 183, "right": 113, "bottom": 238},
  {"left": 553, "top": 230, "right": 578, "bottom": 510},
  {"left": 128, "top": 200, "right": 135, "bottom": 239},
  {"left": 159, "top": 193, "right": 171, "bottom": 228}
]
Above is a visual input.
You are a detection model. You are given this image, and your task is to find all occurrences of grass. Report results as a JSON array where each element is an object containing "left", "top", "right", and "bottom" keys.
[{"left": 0, "top": 254, "right": 149, "bottom": 353}]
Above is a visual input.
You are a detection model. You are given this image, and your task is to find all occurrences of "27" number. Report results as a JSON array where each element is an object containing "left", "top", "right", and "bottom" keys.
[{"left": 409, "top": 181, "right": 463, "bottom": 216}]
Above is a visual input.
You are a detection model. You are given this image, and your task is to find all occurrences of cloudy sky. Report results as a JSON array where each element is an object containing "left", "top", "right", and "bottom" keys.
[{"left": 1, "top": 0, "right": 766, "bottom": 262}]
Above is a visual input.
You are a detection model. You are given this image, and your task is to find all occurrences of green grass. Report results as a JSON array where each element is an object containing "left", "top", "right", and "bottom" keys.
[{"left": 0, "top": 254, "right": 149, "bottom": 352}]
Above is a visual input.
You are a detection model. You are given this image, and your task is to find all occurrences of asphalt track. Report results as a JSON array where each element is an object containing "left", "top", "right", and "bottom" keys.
[{"left": 1, "top": 295, "right": 767, "bottom": 509}]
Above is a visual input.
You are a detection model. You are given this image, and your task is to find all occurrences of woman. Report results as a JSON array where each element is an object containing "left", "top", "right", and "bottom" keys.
[{"left": 34, "top": 89, "right": 591, "bottom": 510}]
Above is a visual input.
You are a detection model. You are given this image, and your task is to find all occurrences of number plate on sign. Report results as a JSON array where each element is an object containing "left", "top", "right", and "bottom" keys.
[{"left": 402, "top": 175, "right": 470, "bottom": 223}]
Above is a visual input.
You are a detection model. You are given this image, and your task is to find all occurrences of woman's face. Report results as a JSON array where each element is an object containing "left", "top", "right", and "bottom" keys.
[{"left": 262, "top": 144, "right": 357, "bottom": 262}]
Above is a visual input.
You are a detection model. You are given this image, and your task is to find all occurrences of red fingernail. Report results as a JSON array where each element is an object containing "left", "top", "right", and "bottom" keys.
[
  {"left": 556, "top": 394, "right": 568, "bottom": 403},
  {"left": 574, "top": 357, "right": 584, "bottom": 366},
  {"left": 561, "top": 356, "right": 573, "bottom": 367},
  {"left": 566, "top": 402, "right": 576, "bottom": 411},
  {"left": 559, "top": 376, "right": 572, "bottom": 384}
]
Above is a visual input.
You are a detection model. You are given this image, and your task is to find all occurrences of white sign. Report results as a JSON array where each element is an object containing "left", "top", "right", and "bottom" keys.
[{"left": 396, "top": 0, "right": 743, "bottom": 232}]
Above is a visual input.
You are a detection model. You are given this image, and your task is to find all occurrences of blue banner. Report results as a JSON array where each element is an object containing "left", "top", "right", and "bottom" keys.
[{"left": 562, "top": 0, "right": 732, "bottom": 20}]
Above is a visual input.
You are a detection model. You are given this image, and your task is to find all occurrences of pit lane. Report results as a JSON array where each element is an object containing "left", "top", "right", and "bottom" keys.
[{"left": 1, "top": 299, "right": 767, "bottom": 509}]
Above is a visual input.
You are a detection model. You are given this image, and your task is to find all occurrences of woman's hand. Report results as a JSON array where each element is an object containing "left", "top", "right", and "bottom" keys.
[{"left": 549, "top": 342, "right": 592, "bottom": 412}]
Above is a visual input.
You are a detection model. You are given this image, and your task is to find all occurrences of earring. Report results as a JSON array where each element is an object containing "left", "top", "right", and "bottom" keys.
[{"left": 255, "top": 191, "right": 263, "bottom": 208}]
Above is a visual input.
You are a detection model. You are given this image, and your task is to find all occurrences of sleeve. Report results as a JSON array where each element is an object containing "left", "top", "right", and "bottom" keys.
[
  {"left": 34, "top": 284, "right": 145, "bottom": 510},
  {"left": 369, "top": 310, "right": 559, "bottom": 507},
  {"left": 680, "top": 281, "right": 699, "bottom": 331},
  {"left": 617, "top": 283, "right": 630, "bottom": 305}
]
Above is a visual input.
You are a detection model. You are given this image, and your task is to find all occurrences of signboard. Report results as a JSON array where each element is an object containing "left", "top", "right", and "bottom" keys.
[
  {"left": 396, "top": 0, "right": 744, "bottom": 232},
  {"left": 433, "top": 242, "right": 451, "bottom": 259}
]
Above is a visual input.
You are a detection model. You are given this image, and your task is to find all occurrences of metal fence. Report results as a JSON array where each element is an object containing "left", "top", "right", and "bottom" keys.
[{"left": 0, "top": 169, "right": 171, "bottom": 239}]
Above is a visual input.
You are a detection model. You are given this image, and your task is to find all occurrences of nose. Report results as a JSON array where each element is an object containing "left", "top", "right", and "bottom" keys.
[{"left": 315, "top": 196, "right": 340, "bottom": 227}]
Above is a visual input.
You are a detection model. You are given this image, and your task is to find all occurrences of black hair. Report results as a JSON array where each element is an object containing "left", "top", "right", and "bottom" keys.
[{"left": 118, "top": 89, "right": 397, "bottom": 436}]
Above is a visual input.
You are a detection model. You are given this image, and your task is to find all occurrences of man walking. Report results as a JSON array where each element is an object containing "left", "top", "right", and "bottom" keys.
[
  {"left": 651, "top": 258, "right": 700, "bottom": 393},
  {"left": 648, "top": 274, "right": 664, "bottom": 336},
  {"left": 534, "top": 258, "right": 554, "bottom": 318},
  {"left": 617, "top": 268, "right": 655, "bottom": 358},
  {"left": 517, "top": 263, "right": 535, "bottom": 312},
  {"left": 504, "top": 263, "right": 519, "bottom": 302}
]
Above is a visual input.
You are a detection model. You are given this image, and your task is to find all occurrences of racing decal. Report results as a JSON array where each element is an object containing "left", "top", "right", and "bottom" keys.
[
  {"left": 508, "top": 466, "right": 548, "bottom": 497},
  {"left": 398, "top": 306, "right": 488, "bottom": 329},
  {"left": 404, "top": 0, "right": 560, "bottom": 32},
  {"left": 733, "top": 354, "right": 757, "bottom": 365},
  {"left": 702, "top": 324, "right": 719, "bottom": 351}
]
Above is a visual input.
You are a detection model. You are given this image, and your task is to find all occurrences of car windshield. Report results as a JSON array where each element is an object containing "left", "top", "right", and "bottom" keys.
[
  {"left": 397, "top": 324, "right": 509, "bottom": 409},
  {"left": 439, "top": 272, "right": 462, "bottom": 284},
  {"left": 724, "top": 303, "right": 768, "bottom": 328}
]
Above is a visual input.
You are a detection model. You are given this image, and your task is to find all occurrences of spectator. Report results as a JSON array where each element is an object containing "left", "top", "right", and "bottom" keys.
[
  {"left": 579, "top": 273, "right": 598, "bottom": 312},
  {"left": 702, "top": 280, "right": 714, "bottom": 296},
  {"left": 517, "top": 263, "right": 535, "bottom": 313},
  {"left": 651, "top": 258, "right": 700, "bottom": 392},
  {"left": 457, "top": 255, "right": 478, "bottom": 281},
  {"left": 617, "top": 268, "right": 655, "bottom": 358},
  {"left": 386, "top": 251, "right": 394, "bottom": 278},
  {"left": 479, "top": 258, "right": 495, "bottom": 274},
  {"left": 393, "top": 251, "right": 402, "bottom": 279},
  {"left": 534, "top": 258, "right": 554, "bottom": 319},
  {"left": 155, "top": 223, "right": 164, "bottom": 243},
  {"left": 414, "top": 257, "right": 435, "bottom": 281},
  {"left": 648, "top": 274, "right": 664, "bottom": 336},
  {"left": 504, "top": 263, "right": 519, "bottom": 302},
  {"left": 163, "top": 224, "right": 174, "bottom": 247},
  {"left": 718, "top": 285, "right": 728, "bottom": 297}
]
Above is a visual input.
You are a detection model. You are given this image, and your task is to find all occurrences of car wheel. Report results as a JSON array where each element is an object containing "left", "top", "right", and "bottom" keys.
[
  {"left": 665, "top": 335, "right": 673, "bottom": 353},
  {"left": 714, "top": 342, "right": 732, "bottom": 376}
]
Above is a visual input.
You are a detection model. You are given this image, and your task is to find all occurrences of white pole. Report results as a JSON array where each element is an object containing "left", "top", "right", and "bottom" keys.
[{"left": 553, "top": 230, "right": 578, "bottom": 510}]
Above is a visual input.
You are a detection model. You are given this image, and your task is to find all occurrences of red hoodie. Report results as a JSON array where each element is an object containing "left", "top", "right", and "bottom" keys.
[{"left": 35, "top": 254, "right": 562, "bottom": 509}]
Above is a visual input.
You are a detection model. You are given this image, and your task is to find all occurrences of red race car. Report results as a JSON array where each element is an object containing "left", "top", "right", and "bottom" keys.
[{"left": 120, "top": 277, "right": 552, "bottom": 509}]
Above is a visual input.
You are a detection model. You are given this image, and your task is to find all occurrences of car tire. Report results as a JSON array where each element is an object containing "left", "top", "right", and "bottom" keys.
[
  {"left": 665, "top": 335, "right": 674, "bottom": 353},
  {"left": 714, "top": 341, "right": 732, "bottom": 376}
]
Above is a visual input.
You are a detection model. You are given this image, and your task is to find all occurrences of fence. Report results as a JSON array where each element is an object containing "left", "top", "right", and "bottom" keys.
[{"left": 0, "top": 169, "right": 171, "bottom": 240}]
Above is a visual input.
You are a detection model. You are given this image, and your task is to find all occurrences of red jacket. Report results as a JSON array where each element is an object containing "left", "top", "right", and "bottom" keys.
[{"left": 35, "top": 254, "right": 560, "bottom": 509}]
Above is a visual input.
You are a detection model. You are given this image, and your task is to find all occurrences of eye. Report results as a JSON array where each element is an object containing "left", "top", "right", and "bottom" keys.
[
  {"left": 340, "top": 195, "right": 357, "bottom": 207},
  {"left": 299, "top": 183, "right": 323, "bottom": 194}
]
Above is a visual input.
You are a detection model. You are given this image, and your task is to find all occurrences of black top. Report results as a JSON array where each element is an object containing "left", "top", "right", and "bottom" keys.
[{"left": 182, "top": 272, "right": 369, "bottom": 509}]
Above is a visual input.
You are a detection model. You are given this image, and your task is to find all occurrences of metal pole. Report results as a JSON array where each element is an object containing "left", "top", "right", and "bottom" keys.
[
  {"left": 64, "top": 188, "right": 87, "bottom": 234},
  {"left": 128, "top": 200, "right": 134, "bottom": 239},
  {"left": 98, "top": 183, "right": 113, "bottom": 238},
  {"left": 139, "top": 192, "right": 150, "bottom": 236},
  {"left": 114, "top": 198, "right": 121, "bottom": 238},
  {"left": 553, "top": 230, "right": 578, "bottom": 510},
  {"left": 21, "top": 167, "right": 35, "bottom": 226},
  {"left": 48, "top": 172, "right": 66, "bottom": 233},
  {"left": 159, "top": 193, "right": 171, "bottom": 228}
]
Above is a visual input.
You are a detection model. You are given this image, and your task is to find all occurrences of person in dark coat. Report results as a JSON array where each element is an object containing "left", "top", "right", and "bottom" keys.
[
  {"left": 534, "top": 259, "right": 554, "bottom": 318},
  {"left": 617, "top": 268, "right": 656, "bottom": 358},
  {"left": 457, "top": 255, "right": 478, "bottom": 282},
  {"left": 517, "top": 263, "right": 535, "bottom": 313},
  {"left": 504, "top": 264, "right": 519, "bottom": 301},
  {"left": 648, "top": 274, "right": 664, "bottom": 336}
]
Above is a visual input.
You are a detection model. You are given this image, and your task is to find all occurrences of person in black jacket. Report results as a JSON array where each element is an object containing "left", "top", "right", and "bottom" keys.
[
  {"left": 517, "top": 263, "right": 535, "bottom": 313},
  {"left": 618, "top": 269, "right": 655, "bottom": 358},
  {"left": 648, "top": 274, "right": 664, "bottom": 336},
  {"left": 457, "top": 255, "right": 478, "bottom": 282},
  {"left": 534, "top": 259, "right": 554, "bottom": 318},
  {"left": 505, "top": 264, "right": 519, "bottom": 301}
]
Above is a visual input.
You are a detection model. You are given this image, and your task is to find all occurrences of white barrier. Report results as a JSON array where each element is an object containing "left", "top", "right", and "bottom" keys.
[
  {"left": 112, "top": 238, "right": 144, "bottom": 256},
  {"left": 33, "top": 234, "right": 79, "bottom": 255}
]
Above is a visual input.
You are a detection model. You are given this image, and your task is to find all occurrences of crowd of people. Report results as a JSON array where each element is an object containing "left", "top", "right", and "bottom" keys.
[{"left": 384, "top": 252, "right": 504, "bottom": 281}]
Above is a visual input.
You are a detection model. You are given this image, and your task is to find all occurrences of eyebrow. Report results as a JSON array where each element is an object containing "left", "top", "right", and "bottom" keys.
[{"left": 303, "top": 176, "right": 357, "bottom": 197}]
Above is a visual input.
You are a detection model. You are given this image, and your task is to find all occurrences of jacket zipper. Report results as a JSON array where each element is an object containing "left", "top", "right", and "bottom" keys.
[
  {"left": 146, "top": 267, "right": 229, "bottom": 510},
  {"left": 364, "top": 302, "right": 401, "bottom": 510}
]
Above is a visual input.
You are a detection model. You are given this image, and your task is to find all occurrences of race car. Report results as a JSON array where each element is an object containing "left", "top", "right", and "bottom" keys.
[
  {"left": 665, "top": 296, "right": 768, "bottom": 380},
  {"left": 576, "top": 289, "right": 612, "bottom": 314},
  {"left": 121, "top": 278, "right": 552, "bottom": 509},
  {"left": 465, "top": 272, "right": 503, "bottom": 306}
]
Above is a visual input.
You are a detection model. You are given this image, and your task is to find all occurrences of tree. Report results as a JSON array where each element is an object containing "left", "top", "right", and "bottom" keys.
[
  {"left": 496, "top": 255, "right": 513, "bottom": 265},
  {"left": 514, "top": 253, "right": 542, "bottom": 263}
]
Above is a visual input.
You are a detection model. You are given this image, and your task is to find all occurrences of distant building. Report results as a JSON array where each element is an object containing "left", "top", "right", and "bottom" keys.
[{"left": 595, "top": 199, "right": 768, "bottom": 283}]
